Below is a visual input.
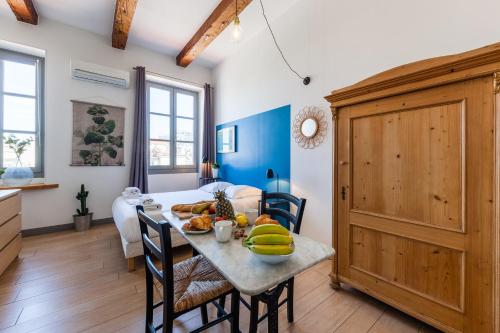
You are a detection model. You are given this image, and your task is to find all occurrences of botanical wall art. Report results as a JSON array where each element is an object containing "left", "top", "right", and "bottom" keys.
[{"left": 71, "top": 100, "right": 125, "bottom": 166}]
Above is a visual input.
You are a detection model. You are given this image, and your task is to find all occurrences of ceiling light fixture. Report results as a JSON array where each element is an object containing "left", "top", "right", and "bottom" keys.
[{"left": 231, "top": 0, "right": 243, "bottom": 43}]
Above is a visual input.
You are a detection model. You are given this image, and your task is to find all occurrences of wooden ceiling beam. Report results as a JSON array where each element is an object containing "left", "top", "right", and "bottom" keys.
[
  {"left": 112, "top": 0, "right": 138, "bottom": 50},
  {"left": 176, "top": 0, "right": 253, "bottom": 67},
  {"left": 6, "top": 0, "right": 38, "bottom": 25}
]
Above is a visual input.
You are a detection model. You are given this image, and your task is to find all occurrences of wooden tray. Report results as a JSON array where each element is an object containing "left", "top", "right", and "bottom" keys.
[
  {"left": 171, "top": 201, "right": 215, "bottom": 220},
  {"left": 171, "top": 211, "right": 193, "bottom": 220}
]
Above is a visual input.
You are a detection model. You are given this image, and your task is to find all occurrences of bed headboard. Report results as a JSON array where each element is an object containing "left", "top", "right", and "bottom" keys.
[{"left": 216, "top": 105, "right": 291, "bottom": 193}]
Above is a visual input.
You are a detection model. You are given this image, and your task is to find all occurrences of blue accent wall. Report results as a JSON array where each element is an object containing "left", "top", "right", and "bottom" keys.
[{"left": 216, "top": 105, "right": 291, "bottom": 193}]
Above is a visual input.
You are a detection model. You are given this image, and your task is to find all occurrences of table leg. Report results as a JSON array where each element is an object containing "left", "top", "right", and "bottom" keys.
[
  {"left": 254, "top": 281, "right": 287, "bottom": 333},
  {"left": 231, "top": 289, "right": 240, "bottom": 333},
  {"left": 249, "top": 296, "right": 259, "bottom": 333},
  {"left": 267, "top": 297, "right": 279, "bottom": 333},
  {"left": 287, "top": 277, "right": 294, "bottom": 323}
]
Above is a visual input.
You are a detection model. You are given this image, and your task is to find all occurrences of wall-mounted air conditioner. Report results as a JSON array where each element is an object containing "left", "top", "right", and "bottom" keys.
[{"left": 71, "top": 60, "right": 130, "bottom": 89}]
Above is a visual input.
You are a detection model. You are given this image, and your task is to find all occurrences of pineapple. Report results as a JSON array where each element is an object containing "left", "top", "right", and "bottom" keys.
[{"left": 214, "top": 190, "right": 235, "bottom": 221}]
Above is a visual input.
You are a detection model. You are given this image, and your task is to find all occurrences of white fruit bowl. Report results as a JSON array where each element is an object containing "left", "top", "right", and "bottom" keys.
[{"left": 251, "top": 252, "right": 294, "bottom": 265}]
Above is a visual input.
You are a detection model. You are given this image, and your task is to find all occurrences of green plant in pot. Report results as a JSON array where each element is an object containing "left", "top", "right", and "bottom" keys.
[
  {"left": 1, "top": 135, "right": 34, "bottom": 186},
  {"left": 74, "top": 184, "right": 93, "bottom": 231},
  {"left": 212, "top": 162, "right": 220, "bottom": 178}
]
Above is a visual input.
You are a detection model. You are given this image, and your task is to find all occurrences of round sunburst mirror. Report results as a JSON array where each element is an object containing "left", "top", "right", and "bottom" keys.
[
  {"left": 293, "top": 106, "right": 328, "bottom": 149},
  {"left": 301, "top": 118, "right": 318, "bottom": 138}
]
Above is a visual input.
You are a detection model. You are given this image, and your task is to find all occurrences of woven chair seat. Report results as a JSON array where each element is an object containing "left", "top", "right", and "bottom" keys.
[{"left": 154, "top": 255, "right": 232, "bottom": 313}]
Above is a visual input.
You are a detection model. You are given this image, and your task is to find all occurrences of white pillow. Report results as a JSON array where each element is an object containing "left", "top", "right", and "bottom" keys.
[
  {"left": 199, "top": 181, "right": 234, "bottom": 193},
  {"left": 225, "top": 185, "right": 262, "bottom": 199}
]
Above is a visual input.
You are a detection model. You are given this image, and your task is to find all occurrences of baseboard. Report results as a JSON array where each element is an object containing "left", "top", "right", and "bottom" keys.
[{"left": 22, "top": 217, "right": 114, "bottom": 237}]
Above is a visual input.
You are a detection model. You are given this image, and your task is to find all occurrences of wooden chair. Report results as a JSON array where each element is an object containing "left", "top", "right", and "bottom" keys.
[
  {"left": 247, "top": 191, "right": 307, "bottom": 333},
  {"left": 136, "top": 206, "right": 240, "bottom": 333}
]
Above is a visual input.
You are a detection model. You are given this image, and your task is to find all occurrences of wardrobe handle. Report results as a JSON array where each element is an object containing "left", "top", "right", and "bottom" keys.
[{"left": 341, "top": 186, "right": 347, "bottom": 200}]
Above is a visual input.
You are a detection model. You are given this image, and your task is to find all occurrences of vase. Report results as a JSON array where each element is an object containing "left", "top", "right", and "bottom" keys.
[
  {"left": 212, "top": 168, "right": 219, "bottom": 179},
  {"left": 1, "top": 167, "right": 33, "bottom": 186},
  {"left": 73, "top": 213, "right": 93, "bottom": 232}
]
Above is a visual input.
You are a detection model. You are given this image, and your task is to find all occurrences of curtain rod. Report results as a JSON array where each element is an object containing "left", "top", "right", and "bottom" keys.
[{"left": 133, "top": 67, "right": 213, "bottom": 89}]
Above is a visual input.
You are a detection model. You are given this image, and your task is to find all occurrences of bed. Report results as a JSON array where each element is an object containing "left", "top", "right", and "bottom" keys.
[{"left": 112, "top": 186, "right": 261, "bottom": 271}]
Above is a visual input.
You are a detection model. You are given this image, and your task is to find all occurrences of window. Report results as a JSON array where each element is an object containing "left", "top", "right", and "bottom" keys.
[
  {"left": 147, "top": 82, "right": 198, "bottom": 174},
  {"left": 0, "top": 49, "right": 44, "bottom": 176}
]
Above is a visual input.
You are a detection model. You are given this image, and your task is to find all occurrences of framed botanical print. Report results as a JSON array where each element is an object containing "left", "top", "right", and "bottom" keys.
[{"left": 71, "top": 100, "right": 125, "bottom": 166}]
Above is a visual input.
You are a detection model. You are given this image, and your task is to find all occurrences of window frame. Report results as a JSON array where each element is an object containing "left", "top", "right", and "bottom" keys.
[
  {"left": 146, "top": 81, "right": 199, "bottom": 174},
  {"left": 0, "top": 49, "right": 44, "bottom": 177}
]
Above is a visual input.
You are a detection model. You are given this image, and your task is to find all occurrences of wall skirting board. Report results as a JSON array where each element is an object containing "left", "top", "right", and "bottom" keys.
[{"left": 22, "top": 217, "right": 114, "bottom": 237}]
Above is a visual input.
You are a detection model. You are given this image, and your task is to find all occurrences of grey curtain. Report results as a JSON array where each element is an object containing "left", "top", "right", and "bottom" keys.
[
  {"left": 201, "top": 84, "right": 214, "bottom": 179},
  {"left": 129, "top": 66, "right": 149, "bottom": 193}
]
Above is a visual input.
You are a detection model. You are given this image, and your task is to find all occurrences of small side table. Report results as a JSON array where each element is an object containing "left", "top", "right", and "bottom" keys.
[{"left": 199, "top": 177, "right": 222, "bottom": 187}]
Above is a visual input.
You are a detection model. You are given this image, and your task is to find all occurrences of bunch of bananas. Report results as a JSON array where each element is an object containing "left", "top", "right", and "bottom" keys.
[{"left": 245, "top": 224, "right": 294, "bottom": 255}]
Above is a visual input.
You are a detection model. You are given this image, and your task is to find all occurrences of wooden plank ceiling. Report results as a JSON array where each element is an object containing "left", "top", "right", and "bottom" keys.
[
  {"left": 6, "top": 0, "right": 38, "bottom": 25},
  {"left": 112, "top": 0, "right": 138, "bottom": 49},
  {"left": 176, "top": 0, "right": 253, "bottom": 67}
]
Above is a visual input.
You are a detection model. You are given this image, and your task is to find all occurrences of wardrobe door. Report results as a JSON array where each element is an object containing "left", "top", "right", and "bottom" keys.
[{"left": 336, "top": 77, "right": 495, "bottom": 333}]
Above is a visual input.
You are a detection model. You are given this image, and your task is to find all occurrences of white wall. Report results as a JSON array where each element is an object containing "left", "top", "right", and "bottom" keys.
[
  {"left": 0, "top": 18, "right": 212, "bottom": 229},
  {"left": 213, "top": 0, "right": 500, "bottom": 246}
]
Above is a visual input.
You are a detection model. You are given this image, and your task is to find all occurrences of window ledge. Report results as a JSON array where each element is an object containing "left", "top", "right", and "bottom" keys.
[
  {"left": 149, "top": 168, "right": 198, "bottom": 175},
  {"left": 0, "top": 183, "right": 59, "bottom": 190}
]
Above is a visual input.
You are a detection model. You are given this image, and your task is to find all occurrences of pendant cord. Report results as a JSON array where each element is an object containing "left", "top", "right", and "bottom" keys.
[{"left": 258, "top": 0, "right": 310, "bottom": 85}]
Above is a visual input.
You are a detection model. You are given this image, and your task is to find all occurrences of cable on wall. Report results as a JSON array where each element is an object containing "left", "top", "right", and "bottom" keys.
[{"left": 259, "top": 0, "right": 311, "bottom": 85}]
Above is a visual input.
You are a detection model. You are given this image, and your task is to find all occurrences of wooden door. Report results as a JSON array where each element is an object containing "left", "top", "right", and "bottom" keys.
[{"left": 336, "top": 77, "right": 495, "bottom": 333}]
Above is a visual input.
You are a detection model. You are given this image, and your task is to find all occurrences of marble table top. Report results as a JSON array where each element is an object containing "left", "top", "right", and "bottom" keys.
[{"left": 162, "top": 212, "right": 335, "bottom": 296}]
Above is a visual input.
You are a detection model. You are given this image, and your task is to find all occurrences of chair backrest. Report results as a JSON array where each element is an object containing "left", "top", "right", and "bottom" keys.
[
  {"left": 136, "top": 206, "right": 174, "bottom": 309},
  {"left": 259, "top": 191, "right": 307, "bottom": 234}
]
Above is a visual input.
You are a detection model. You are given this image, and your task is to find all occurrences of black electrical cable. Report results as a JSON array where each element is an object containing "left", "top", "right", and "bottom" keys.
[{"left": 258, "top": 0, "right": 311, "bottom": 85}]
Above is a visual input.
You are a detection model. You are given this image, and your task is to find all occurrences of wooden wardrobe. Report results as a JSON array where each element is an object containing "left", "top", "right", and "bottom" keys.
[{"left": 325, "top": 43, "right": 500, "bottom": 333}]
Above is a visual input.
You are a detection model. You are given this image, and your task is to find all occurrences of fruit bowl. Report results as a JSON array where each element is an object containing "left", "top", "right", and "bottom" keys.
[
  {"left": 251, "top": 252, "right": 294, "bottom": 265},
  {"left": 245, "top": 224, "right": 295, "bottom": 264}
]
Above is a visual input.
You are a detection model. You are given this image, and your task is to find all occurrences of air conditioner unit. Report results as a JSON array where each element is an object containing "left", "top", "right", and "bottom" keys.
[{"left": 71, "top": 60, "right": 130, "bottom": 89}]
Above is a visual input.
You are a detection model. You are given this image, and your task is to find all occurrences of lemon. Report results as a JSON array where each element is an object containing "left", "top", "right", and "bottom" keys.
[{"left": 235, "top": 214, "right": 249, "bottom": 227}]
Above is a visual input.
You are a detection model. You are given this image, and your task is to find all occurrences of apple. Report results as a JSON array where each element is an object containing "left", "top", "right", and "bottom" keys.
[{"left": 209, "top": 203, "right": 216, "bottom": 214}]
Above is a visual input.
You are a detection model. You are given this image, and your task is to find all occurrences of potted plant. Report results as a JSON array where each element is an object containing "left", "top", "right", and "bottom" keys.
[
  {"left": 1, "top": 135, "right": 34, "bottom": 186},
  {"left": 73, "top": 184, "right": 93, "bottom": 231},
  {"left": 212, "top": 162, "right": 220, "bottom": 178}
]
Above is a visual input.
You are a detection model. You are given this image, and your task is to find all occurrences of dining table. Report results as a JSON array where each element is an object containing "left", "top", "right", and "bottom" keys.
[{"left": 162, "top": 211, "right": 335, "bottom": 333}]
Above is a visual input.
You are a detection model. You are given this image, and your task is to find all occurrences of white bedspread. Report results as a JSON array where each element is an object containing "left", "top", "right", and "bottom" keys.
[{"left": 112, "top": 189, "right": 260, "bottom": 243}]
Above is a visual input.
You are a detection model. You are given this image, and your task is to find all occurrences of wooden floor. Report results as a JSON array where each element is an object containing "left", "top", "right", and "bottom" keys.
[{"left": 0, "top": 223, "right": 442, "bottom": 333}]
